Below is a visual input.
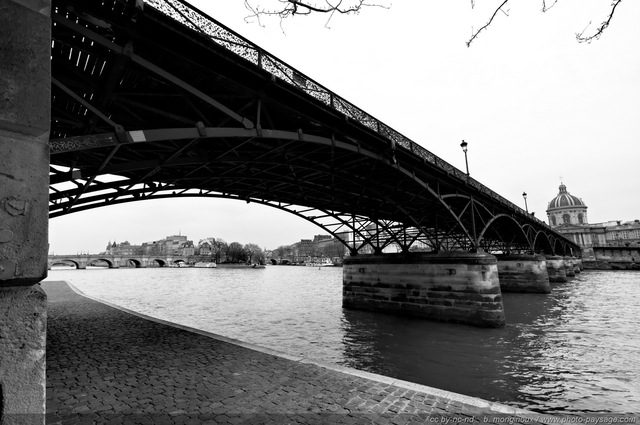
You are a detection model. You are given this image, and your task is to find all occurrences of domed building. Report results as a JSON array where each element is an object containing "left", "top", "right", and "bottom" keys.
[
  {"left": 546, "top": 183, "right": 597, "bottom": 259},
  {"left": 545, "top": 183, "right": 640, "bottom": 265},
  {"left": 546, "top": 183, "right": 588, "bottom": 227}
]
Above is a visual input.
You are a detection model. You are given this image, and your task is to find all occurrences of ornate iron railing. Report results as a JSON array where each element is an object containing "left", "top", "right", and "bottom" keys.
[{"left": 144, "top": 0, "right": 546, "bottom": 227}]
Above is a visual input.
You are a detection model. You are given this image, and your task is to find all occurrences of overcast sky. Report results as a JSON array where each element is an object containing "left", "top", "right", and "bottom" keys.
[{"left": 48, "top": 0, "right": 640, "bottom": 254}]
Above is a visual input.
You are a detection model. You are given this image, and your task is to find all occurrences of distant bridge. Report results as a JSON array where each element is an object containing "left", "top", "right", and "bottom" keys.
[{"left": 48, "top": 254, "right": 187, "bottom": 270}]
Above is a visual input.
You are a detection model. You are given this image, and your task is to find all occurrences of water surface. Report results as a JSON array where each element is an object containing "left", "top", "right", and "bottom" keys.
[{"left": 46, "top": 267, "right": 640, "bottom": 414}]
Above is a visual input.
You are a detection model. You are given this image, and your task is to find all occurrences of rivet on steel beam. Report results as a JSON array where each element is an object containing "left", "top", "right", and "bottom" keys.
[
  {"left": 115, "top": 125, "right": 128, "bottom": 143},
  {"left": 196, "top": 121, "right": 207, "bottom": 137}
]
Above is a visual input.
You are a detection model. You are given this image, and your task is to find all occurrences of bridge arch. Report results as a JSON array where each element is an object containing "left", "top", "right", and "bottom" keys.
[
  {"left": 532, "top": 230, "right": 554, "bottom": 255},
  {"left": 126, "top": 259, "right": 143, "bottom": 268},
  {"left": 478, "top": 213, "right": 531, "bottom": 254},
  {"left": 87, "top": 258, "right": 115, "bottom": 268},
  {"left": 50, "top": 259, "right": 80, "bottom": 269},
  {"left": 152, "top": 259, "right": 167, "bottom": 267}
]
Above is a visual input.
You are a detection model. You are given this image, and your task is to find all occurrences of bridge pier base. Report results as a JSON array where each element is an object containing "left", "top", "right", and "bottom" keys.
[
  {"left": 343, "top": 252, "right": 505, "bottom": 327},
  {"left": 564, "top": 257, "right": 576, "bottom": 277},
  {"left": 0, "top": 286, "right": 47, "bottom": 423},
  {"left": 568, "top": 257, "right": 580, "bottom": 274},
  {"left": 495, "top": 254, "right": 551, "bottom": 293},
  {"left": 0, "top": 0, "right": 51, "bottom": 422},
  {"left": 545, "top": 256, "right": 568, "bottom": 282}
]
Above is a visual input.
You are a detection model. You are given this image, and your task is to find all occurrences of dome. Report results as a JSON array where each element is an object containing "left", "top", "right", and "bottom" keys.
[{"left": 547, "top": 183, "right": 586, "bottom": 211}]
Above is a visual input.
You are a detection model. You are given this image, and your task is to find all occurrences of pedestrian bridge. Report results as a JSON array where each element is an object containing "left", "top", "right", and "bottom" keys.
[
  {"left": 48, "top": 254, "right": 187, "bottom": 269},
  {"left": 44, "top": 0, "right": 583, "bottom": 327},
  {"left": 48, "top": 0, "right": 579, "bottom": 258}
]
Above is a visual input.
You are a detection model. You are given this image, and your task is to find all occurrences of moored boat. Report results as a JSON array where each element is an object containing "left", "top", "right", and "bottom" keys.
[{"left": 193, "top": 262, "right": 217, "bottom": 268}]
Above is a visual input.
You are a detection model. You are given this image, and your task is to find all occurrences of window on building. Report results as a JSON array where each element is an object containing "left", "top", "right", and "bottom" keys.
[
  {"left": 551, "top": 216, "right": 556, "bottom": 226},
  {"left": 578, "top": 213, "right": 584, "bottom": 224},
  {"left": 563, "top": 214, "right": 570, "bottom": 224}
]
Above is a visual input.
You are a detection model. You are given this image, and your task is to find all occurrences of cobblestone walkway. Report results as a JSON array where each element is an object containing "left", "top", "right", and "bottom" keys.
[{"left": 44, "top": 281, "right": 541, "bottom": 424}]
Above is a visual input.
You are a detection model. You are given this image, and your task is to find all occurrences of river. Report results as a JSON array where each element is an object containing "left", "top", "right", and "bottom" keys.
[{"left": 45, "top": 266, "right": 639, "bottom": 415}]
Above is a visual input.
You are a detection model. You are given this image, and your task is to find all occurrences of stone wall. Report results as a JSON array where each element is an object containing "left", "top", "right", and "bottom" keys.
[{"left": 584, "top": 247, "right": 640, "bottom": 270}]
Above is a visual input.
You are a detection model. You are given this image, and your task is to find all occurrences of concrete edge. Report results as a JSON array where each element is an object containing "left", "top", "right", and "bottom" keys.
[{"left": 58, "top": 280, "right": 549, "bottom": 419}]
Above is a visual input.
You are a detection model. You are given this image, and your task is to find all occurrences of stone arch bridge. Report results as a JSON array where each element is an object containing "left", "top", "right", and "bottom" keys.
[{"left": 48, "top": 254, "right": 187, "bottom": 269}]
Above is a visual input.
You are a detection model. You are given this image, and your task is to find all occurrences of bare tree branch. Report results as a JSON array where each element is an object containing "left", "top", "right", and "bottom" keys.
[
  {"left": 541, "top": 0, "right": 559, "bottom": 13},
  {"left": 244, "top": 0, "right": 389, "bottom": 29},
  {"left": 466, "top": 0, "right": 510, "bottom": 47},
  {"left": 576, "top": 0, "right": 622, "bottom": 43},
  {"left": 468, "top": 0, "right": 623, "bottom": 47}
]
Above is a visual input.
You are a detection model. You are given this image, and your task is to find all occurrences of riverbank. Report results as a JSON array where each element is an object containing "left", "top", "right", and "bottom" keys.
[{"left": 43, "top": 280, "right": 548, "bottom": 424}]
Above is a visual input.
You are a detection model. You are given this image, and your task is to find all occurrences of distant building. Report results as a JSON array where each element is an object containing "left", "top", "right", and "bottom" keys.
[
  {"left": 546, "top": 183, "right": 640, "bottom": 265},
  {"left": 105, "top": 240, "right": 142, "bottom": 256},
  {"left": 181, "top": 240, "right": 195, "bottom": 256},
  {"left": 163, "top": 235, "right": 188, "bottom": 255},
  {"left": 198, "top": 241, "right": 211, "bottom": 256}
]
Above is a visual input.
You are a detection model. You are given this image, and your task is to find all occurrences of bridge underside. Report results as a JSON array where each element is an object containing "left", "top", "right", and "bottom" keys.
[{"left": 49, "top": 0, "right": 579, "bottom": 257}]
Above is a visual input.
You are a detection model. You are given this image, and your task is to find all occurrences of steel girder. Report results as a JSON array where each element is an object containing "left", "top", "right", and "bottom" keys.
[
  {"left": 50, "top": 126, "right": 577, "bottom": 256},
  {"left": 49, "top": 0, "right": 580, "bottom": 257}
]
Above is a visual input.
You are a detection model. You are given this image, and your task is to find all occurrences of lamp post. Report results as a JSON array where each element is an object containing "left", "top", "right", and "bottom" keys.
[
  {"left": 522, "top": 191, "right": 529, "bottom": 214},
  {"left": 460, "top": 140, "right": 469, "bottom": 177}
]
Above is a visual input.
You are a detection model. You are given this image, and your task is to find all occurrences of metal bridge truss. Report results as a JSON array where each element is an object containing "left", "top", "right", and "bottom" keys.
[
  {"left": 49, "top": 0, "right": 579, "bottom": 257},
  {"left": 50, "top": 127, "right": 576, "bottom": 257}
]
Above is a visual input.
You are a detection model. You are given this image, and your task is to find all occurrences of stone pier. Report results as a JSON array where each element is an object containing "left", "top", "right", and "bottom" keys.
[
  {"left": 343, "top": 251, "right": 505, "bottom": 328},
  {"left": 545, "top": 255, "right": 568, "bottom": 283},
  {"left": 0, "top": 0, "right": 51, "bottom": 423},
  {"left": 495, "top": 254, "right": 551, "bottom": 293},
  {"left": 564, "top": 257, "right": 576, "bottom": 277},
  {"left": 569, "top": 257, "right": 581, "bottom": 274}
]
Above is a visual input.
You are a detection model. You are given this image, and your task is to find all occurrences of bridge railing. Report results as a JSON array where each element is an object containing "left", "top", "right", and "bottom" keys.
[{"left": 144, "top": 0, "right": 548, "bottom": 229}]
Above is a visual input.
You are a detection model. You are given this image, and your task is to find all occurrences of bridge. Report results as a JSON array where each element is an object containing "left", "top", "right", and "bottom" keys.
[
  {"left": 2, "top": 0, "right": 582, "bottom": 415},
  {"left": 45, "top": 0, "right": 580, "bottom": 256},
  {"left": 48, "top": 254, "right": 187, "bottom": 269},
  {"left": 44, "top": 0, "right": 580, "bottom": 320}
]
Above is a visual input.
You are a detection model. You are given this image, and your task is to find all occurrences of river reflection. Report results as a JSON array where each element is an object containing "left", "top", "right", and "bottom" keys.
[{"left": 45, "top": 267, "right": 639, "bottom": 414}]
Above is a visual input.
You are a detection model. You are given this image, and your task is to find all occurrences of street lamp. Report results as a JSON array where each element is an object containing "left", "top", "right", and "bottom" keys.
[
  {"left": 460, "top": 140, "right": 469, "bottom": 176},
  {"left": 522, "top": 191, "right": 529, "bottom": 214}
]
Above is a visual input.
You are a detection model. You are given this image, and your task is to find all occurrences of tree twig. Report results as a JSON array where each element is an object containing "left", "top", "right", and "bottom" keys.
[
  {"left": 466, "top": 0, "right": 510, "bottom": 47},
  {"left": 541, "top": 0, "right": 559, "bottom": 13},
  {"left": 244, "top": 0, "right": 389, "bottom": 29},
  {"left": 576, "top": 0, "right": 622, "bottom": 43}
]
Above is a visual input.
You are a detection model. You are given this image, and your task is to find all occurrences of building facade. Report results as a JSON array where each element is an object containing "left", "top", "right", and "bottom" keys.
[{"left": 546, "top": 183, "right": 640, "bottom": 267}]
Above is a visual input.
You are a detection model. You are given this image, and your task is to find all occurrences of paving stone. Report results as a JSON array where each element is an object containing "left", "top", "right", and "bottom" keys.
[{"left": 44, "top": 281, "right": 537, "bottom": 424}]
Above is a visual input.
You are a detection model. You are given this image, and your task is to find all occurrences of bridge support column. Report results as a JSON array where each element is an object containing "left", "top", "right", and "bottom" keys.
[
  {"left": 0, "top": 0, "right": 51, "bottom": 423},
  {"left": 570, "top": 257, "right": 581, "bottom": 274},
  {"left": 564, "top": 257, "right": 576, "bottom": 277},
  {"left": 545, "top": 255, "right": 568, "bottom": 282},
  {"left": 495, "top": 254, "right": 550, "bottom": 293},
  {"left": 343, "top": 252, "right": 505, "bottom": 327}
]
